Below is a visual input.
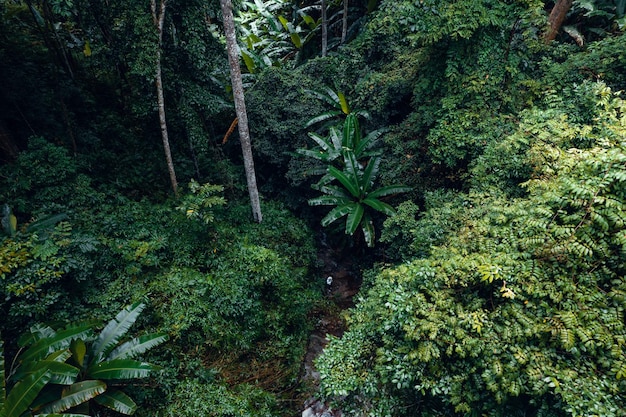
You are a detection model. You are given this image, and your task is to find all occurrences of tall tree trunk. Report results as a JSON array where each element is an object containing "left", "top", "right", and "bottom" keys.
[
  {"left": 152, "top": 0, "right": 179, "bottom": 197},
  {"left": 341, "top": 0, "right": 348, "bottom": 44},
  {"left": 544, "top": 0, "right": 573, "bottom": 43},
  {"left": 321, "top": 0, "right": 327, "bottom": 56},
  {"left": 220, "top": 0, "right": 263, "bottom": 223}
]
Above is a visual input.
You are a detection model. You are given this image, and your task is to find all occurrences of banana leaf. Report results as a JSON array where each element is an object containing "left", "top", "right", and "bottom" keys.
[
  {"left": 321, "top": 203, "right": 355, "bottom": 227},
  {"left": 85, "top": 360, "right": 157, "bottom": 380},
  {"left": 90, "top": 303, "right": 145, "bottom": 364},
  {"left": 328, "top": 166, "right": 360, "bottom": 198},
  {"left": 367, "top": 185, "right": 412, "bottom": 199},
  {"left": 10, "top": 360, "right": 79, "bottom": 385},
  {"left": 107, "top": 333, "right": 168, "bottom": 361},
  {"left": 345, "top": 203, "right": 364, "bottom": 235},
  {"left": 18, "top": 326, "right": 93, "bottom": 365},
  {"left": 40, "top": 380, "right": 106, "bottom": 414},
  {"left": 361, "top": 212, "right": 375, "bottom": 247},
  {"left": 362, "top": 197, "right": 396, "bottom": 217},
  {"left": 93, "top": 389, "right": 137, "bottom": 415},
  {"left": 308, "top": 195, "right": 351, "bottom": 207},
  {"left": 3, "top": 367, "right": 51, "bottom": 417}
]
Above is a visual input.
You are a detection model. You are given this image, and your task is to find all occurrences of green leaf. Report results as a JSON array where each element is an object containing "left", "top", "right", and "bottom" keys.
[
  {"left": 277, "top": 15, "right": 289, "bottom": 30},
  {"left": 315, "top": 185, "right": 352, "bottom": 199},
  {"left": 19, "top": 326, "right": 93, "bottom": 365},
  {"left": 40, "top": 380, "right": 107, "bottom": 414},
  {"left": 308, "top": 195, "right": 351, "bottom": 207},
  {"left": 241, "top": 50, "right": 256, "bottom": 74},
  {"left": 328, "top": 166, "right": 360, "bottom": 198},
  {"left": 290, "top": 32, "right": 302, "bottom": 48},
  {"left": 367, "top": 185, "right": 412, "bottom": 199},
  {"left": 11, "top": 360, "right": 79, "bottom": 386},
  {"left": 320, "top": 203, "right": 355, "bottom": 226},
  {"left": 305, "top": 111, "right": 342, "bottom": 128},
  {"left": 85, "top": 360, "right": 157, "bottom": 380},
  {"left": 90, "top": 303, "right": 145, "bottom": 365},
  {"left": 3, "top": 367, "right": 52, "bottom": 417},
  {"left": 361, "top": 157, "right": 381, "bottom": 190},
  {"left": 343, "top": 114, "right": 360, "bottom": 149},
  {"left": 107, "top": 333, "right": 168, "bottom": 361},
  {"left": 362, "top": 197, "right": 396, "bottom": 216},
  {"left": 338, "top": 91, "right": 350, "bottom": 114},
  {"left": 361, "top": 212, "right": 375, "bottom": 247},
  {"left": 345, "top": 203, "right": 365, "bottom": 235},
  {"left": 93, "top": 390, "right": 137, "bottom": 415},
  {"left": 70, "top": 339, "right": 86, "bottom": 368}
]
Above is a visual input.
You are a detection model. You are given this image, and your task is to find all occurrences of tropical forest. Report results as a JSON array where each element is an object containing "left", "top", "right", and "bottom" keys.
[{"left": 1, "top": 0, "right": 625, "bottom": 416}]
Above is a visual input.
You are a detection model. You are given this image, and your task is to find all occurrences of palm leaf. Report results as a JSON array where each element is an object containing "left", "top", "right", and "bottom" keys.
[
  {"left": 18, "top": 326, "right": 93, "bottom": 365},
  {"left": 3, "top": 367, "right": 52, "bottom": 417},
  {"left": 328, "top": 166, "right": 360, "bottom": 198},
  {"left": 40, "top": 380, "right": 106, "bottom": 414},
  {"left": 107, "top": 333, "right": 168, "bottom": 361},
  {"left": 90, "top": 303, "right": 145, "bottom": 364},
  {"left": 93, "top": 389, "right": 137, "bottom": 415},
  {"left": 345, "top": 203, "right": 364, "bottom": 235},
  {"left": 367, "top": 185, "right": 412, "bottom": 199},
  {"left": 85, "top": 360, "right": 157, "bottom": 380},
  {"left": 361, "top": 212, "right": 375, "bottom": 247},
  {"left": 320, "top": 203, "right": 355, "bottom": 227},
  {"left": 362, "top": 197, "right": 396, "bottom": 216}
]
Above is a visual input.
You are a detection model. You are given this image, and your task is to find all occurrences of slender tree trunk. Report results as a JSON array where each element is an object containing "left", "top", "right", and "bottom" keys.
[
  {"left": 341, "top": 0, "right": 348, "bottom": 44},
  {"left": 321, "top": 0, "right": 327, "bottom": 56},
  {"left": 152, "top": 0, "right": 179, "bottom": 197},
  {"left": 544, "top": 0, "right": 573, "bottom": 43},
  {"left": 220, "top": 0, "right": 263, "bottom": 223}
]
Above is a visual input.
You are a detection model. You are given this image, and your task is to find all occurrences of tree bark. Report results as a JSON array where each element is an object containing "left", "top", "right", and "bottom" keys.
[
  {"left": 544, "top": 0, "right": 573, "bottom": 43},
  {"left": 341, "top": 0, "right": 348, "bottom": 44},
  {"left": 321, "top": 0, "right": 327, "bottom": 56},
  {"left": 220, "top": 0, "right": 263, "bottom": 223},
  {"left": 152, "top": 0, "right": 179, "bottom": 197}
]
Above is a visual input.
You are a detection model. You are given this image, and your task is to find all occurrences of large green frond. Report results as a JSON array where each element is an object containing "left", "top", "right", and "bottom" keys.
[
  {"left": 328, "top": 166, "right": 360, "bottom": 198},
  {"left": 40, "top": 380, "right": 107, "bottom": 414},
  {"left": 345, "top": 203, "right": 365, "bottom": 235},
  {"left": 18, "top": 326, "right": 93, "bottom": 365},
  {"left": 107, "top": 333, "right": 168, "bottom": 361},
  {"left": 320, "top": 203, "right": 356, "bottom": 227},
  {"left": 3, "top": 368, "right": 51, "bottom": 417},
  {"left": 305, "top": 111, "right": 342, "bottom": 128},
  {"left": 361, "top": 157, "right": 382, "bottom": 191},
  {"left": 85, "top": 360, "right": 157, "bottom": 380},
  {"left": 342, "top": 114, "right": 360, "bottom": 149},
  {"left": 315, "top": 184, "right": 352, "bottom": 198},
  {"left": 362, "top": 197, "right": 396, "bottom": 216},
  {"left": 90, "top": 303, "right": 145, "bottom": 365},
  {"left": 11, "top": 360, "right": 79, "bottom": 386},
  {"left": 93, "top": 389, "right": 137, "bottom": 415},
  {"left": 367, "top": 185, "right": 412, "bottom": 199},
  {"left": 361, "top": 212, "right": 375, "bottom": 248},
  {"left": 308, "top": 195, "right": 351, "bottom": 207}
]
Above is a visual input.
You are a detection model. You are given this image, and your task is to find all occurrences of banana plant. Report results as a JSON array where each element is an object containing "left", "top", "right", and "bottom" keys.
[
  {"left": 309, "top": 150, "right": 410, "bottom": 247},
  {"left": 1, "top": 324, "right": 94, "bottom": 417},
  {"left": 36, "top": 302, "right": 167, "bottom": 416}
]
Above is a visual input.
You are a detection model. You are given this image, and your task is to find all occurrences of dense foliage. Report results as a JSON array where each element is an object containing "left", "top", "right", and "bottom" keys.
[{"left": 1, "top": 0, "right": 626, "bottom": 415}]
